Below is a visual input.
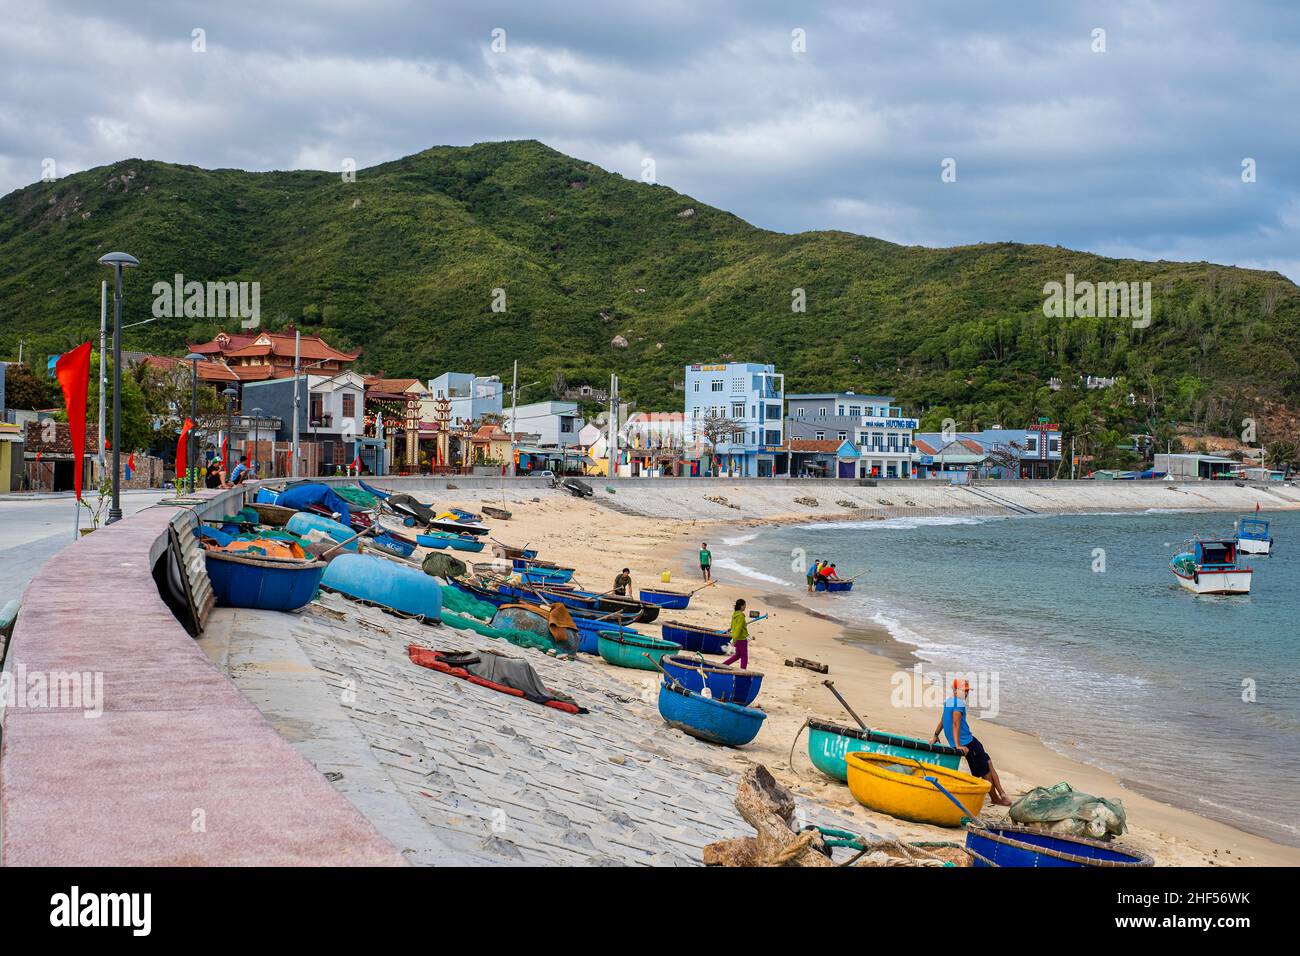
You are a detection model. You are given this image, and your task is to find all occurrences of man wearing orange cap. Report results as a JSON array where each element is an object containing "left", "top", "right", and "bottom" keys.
[{"left": 932, "top": 677, "right": 1012, "bottom": 806}]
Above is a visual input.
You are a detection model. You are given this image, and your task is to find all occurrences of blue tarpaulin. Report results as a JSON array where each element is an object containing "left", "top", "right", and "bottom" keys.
[{"left": 275, "top": 482, "right": 353, "bottom": 525}]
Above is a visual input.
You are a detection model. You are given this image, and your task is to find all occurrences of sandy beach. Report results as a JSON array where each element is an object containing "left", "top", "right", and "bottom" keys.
[{"left": 463, "top": 487, "right": 1300, "bottom": 866}]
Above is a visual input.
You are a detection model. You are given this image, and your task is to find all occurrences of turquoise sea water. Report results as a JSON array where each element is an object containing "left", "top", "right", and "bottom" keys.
[{"left": 715, "top": 509, "right": 1300, "bottom": 846}]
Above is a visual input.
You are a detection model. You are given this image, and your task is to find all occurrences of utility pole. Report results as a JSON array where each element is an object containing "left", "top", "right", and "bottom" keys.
[
  {"left": 98, "top": 282, "right": 107, "bottom": 468},
  {"left": 509, "top": 359, "right": 519, "bottom": 477},
  {"left": 291, "top": 329, "right": 301, "bottom": 478},
  {"left": 606, "top": 373, "right": 619, "bottom": 484}
]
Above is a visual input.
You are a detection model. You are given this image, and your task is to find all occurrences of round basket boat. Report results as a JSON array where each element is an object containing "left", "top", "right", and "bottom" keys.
[
  {"left": 597, "top": 632, "right": 680, "bottom": 670},
  {"left": 250, "top": 502, "right": 298, "bottom": 526},
  {"left": 657, "top": 682, "right": 765, "bottom": 747},
  {"left": 845, "top": 751, "right": 990, "bottom": 827},
  {"left": 204, "top": 550, "right": 325, "bottom": 612},
  {"left": 965, "top": 824, "right": 1153, "bottom": 868},
  {"left": 661, "top": 655, "right": 763, "bottom": 705},
  {"left": 807, "top": 718, "right": 962, "bottom": 783}
]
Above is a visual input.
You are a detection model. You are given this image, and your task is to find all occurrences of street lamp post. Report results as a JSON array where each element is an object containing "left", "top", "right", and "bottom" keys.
[
  {"left": 223, "top": 386, "right": 238, "bottom": 479},
  {"left": 310, "top": 419, "right": 320, "bottom": 477},
  {"left": 185, "top": 353, "right": 205, "bottom": 491},
  {"left": 97, "top": 251, "right": 139, "bottom": 523},
  {"left": 251, "top": 407, "right": 263, "bottom": 479}
]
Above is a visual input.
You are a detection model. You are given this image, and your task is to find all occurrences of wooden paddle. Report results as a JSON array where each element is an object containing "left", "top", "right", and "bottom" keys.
[
  {"left": 318, "top": 522, "right": 380, "bottom": 559},
  {"left": 822, "top": 679, "right": 868, "bottom": 731}
]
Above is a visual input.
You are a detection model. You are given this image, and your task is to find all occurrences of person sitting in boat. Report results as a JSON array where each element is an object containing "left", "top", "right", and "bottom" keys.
[
  {"left": 613, "top": 568, "right": 632, "bottom": 596},
  {"left": 931, "top": 678, "right": 1012, "bottom": 807},
  {"left": 721, "top": 598, "right": 751, "bottom": 670}
]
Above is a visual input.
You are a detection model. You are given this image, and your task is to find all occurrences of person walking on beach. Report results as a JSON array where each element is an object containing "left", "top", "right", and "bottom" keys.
[
  {"left": 699, "top": 543, "right": 712, "bottom": 582},
  {"left": 931, "top": 678, "right": 1012, "bottom": 807},
  {"left": 613, "top": 568, "right": 633, "bottom": 596},
  {"left": 722, "top": 598, "right": 751, "bottom": 670}
]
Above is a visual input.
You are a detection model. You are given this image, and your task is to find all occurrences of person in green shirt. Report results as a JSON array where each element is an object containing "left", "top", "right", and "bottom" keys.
[
  {"left": 699, "top": 542, "right": 712, "bottom": 581},
  {"left": 722, "top": 598, "right": 751, "bottom": 669},
  {"left": 613, "top": 568, "right": 632, "bottom": 596}
]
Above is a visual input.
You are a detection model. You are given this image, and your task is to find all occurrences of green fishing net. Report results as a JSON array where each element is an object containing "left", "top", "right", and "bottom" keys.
[
  {"left": 1009, "top": 782, "right": 1128, "bottom": 839},
  {"left": 218, "top": 507, "right": 260, "bottom": 525},
  {"left": 439, "top": 584, "right": 496, "bottom": 622},
  {"left": 334, "top": 485, "right": 379, "bottom": 509},
  {"left": 442, "top": 610, "right": 558, "bottom": 653}
]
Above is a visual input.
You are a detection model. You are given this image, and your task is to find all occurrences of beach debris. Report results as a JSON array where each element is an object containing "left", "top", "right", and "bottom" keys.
[
  {"left": 795, "top": 496, "right": 819, "bottom": 507},
  {"left": 704, "top": 494, "right": 739, "bottom": 509},
  {"left": 904, "top": 499, "right": 917, "bottom": 507},
  {"left": 785, "top": 657, "right": 829, "bottom": 674},
  {"left": 703, "top": 765, "right": 834, "bottom": 867},
  {"left": 835, "top": 499, "right": 860, "bottom": 509},
  {"left": 877, "top": 498, "right": 895, "bottom": 506},
  {"left": 445, "top": 483, "right": 458, "bottom": 489}
]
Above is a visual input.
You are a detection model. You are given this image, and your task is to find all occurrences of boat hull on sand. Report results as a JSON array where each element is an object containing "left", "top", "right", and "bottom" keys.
[
  {"left": 965, "top": 825, "right": 1152, "bottom": 867},
  {"left": 321, "top": 553, "right": 443, "bottom": 620},
  {"left": 638, "top": 588, "right": 691, "bottom": 610},
  {"left": 417, "top": 532, "right": 485, "bottom": 553},
  {"left": 807, "top": 719, "right": 962, "bottom": 783},
  {"left": 657, "top": 683, "right": 765, "bottom": 747},
  {"left": 661, "top": 655, "right": 763, "bottom": 705},
  {"left": 597, "top": 633, "right": 680, "bottom": 670},
  {"left": 205, "top": 552, "right": 325, "bottom": 611},
  {"left": 660, "top": 620, "right": 729, "bottom": 654},
  {"left": 845, "top": 751, "right": 990, "bottom": 826}
]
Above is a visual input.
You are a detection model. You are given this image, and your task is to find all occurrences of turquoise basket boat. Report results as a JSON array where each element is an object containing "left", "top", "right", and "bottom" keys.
[
  {"left": 658, "top": 682, "right": 766, "bottom": 747},
  {"left": 807, "top": 718, "right": 963, "bottom": 782},
  {"left": 416, "top": 531, "right": 485, "bottom": 553},
  {"left": 321, "top": 553, "right": 443, "bottom": 621},
  {"left": 286, "top": 512, "right": 359, "bottom": 551},
  {"left": 597, "top": 632, "right": 681, "bottom": 670}
]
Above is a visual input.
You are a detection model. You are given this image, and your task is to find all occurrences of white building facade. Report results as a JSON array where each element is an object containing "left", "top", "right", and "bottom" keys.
[
  {"left": 427, "top": 372, "right": 504, "bottom": 428},
  {"left": 683, "top": 362, "right": 785, "bottom": 477}
]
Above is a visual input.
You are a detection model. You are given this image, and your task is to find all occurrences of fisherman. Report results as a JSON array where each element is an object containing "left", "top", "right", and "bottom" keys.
[
  {"left": 229, "top": 456, "right": 250, "bottom": 485},
  {"left": 821, "top": 563, "right": 841, "bottom": 581},
  {"left": 204, "top": 463, "right": 223, "bottom": 489},
  {"left": 613, "top": 567, "right": 633, "bottom": 596},
  {"left": 807, "top": 558, "right": 821, "bottom": 592},
  {"left": 721, "top": 598, "right": 751, "bottom": 670},
  {"left": 699, "top": 542, "right": 712, "bottom": 582},
  {"left": 931, "top": 678, "right": 1012, "bottom": 807}
]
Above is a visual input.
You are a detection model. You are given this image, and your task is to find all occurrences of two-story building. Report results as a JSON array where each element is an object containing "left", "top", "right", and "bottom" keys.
[
  {"left": 912, "top": 424, "right": 1063, "bottom": 478},
  {"left": 684, "top": 362, "right": 785, "bottom": 477},
  {"left": 786, "top": 392, "right": 916, "bottom": 478},
  {"left": 427, "top": 372, "right": 504, "bottom": 428},
  {"left": 502, "top": 400, "right": 585, "bottom": 448},
  {"left": 241, "top": 370, "right": 366, "bottom": 475}
]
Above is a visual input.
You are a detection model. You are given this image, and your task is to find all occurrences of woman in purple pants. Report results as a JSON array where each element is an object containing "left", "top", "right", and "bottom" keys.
[{"left": 722, "top": 598, "right": 750, "bottom": 669}]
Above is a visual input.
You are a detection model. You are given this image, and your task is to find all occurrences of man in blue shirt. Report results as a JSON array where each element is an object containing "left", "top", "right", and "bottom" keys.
[
  {"left": 229, "top": 456, "right": 250, "bottom": 485},
  {"left": 932, "top": 678, "right": 1012, "bottom": 806}
]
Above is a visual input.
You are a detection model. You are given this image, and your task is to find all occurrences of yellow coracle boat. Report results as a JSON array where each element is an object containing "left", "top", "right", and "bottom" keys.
[{"left": 845, "top": 751, "right": 990, "bottom": 826}]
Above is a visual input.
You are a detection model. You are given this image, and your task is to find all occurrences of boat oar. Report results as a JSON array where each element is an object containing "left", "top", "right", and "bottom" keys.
[
  {"left": 822, "top": 679, "right": 868, "bottom": 731},
  {"left": 922, "top": 775, "right": 977, "bottom": 827},
  {"left": 318, "top": 522, "right": 380, "bottom": 559},
  {"left": 641, "top": 652, "right": 689, "bottom": 693}
]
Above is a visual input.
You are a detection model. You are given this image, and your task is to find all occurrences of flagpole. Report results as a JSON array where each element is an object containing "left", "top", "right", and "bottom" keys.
[{"left": 98, "top": 281, "right": 107, "bottom": 471}]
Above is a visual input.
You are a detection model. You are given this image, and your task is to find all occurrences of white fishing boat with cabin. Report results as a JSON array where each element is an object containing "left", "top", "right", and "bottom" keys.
[
  {"left": 1235, "top": 514, "right": 1273, "bottom": 555},
  {"left": 1169, "top": 538, "right": 1253, "bottom": 595}
]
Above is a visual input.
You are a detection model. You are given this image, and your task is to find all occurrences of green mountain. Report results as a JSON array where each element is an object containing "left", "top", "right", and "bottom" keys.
[{"left": 3, "top": 139, "right": 1298, "bottom": 463}]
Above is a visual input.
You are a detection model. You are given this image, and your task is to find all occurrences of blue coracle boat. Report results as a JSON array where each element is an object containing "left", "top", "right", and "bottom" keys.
[
  {"left": 965, "top": 825, "right": 1153, "bottom": 867},
  {"left": 204, "top": 551, "right": 325, "bottom": 611},
  {"left": 286, "top": 512, "right": 359, "bottom": 551},
  {"left": 638, "top": 588, "right": 692, "bottom": 610},
  {"left": 660, "top": 620, "right": 729, "bottom": 654},
  {"left": 814, "top": 579, "right": 853, "bottom": 592},
  {"left": 661, "top": 655, "right": 763, "bottom": 705},
  {"left": 417, "top": 531, "right": 485, "bottom": 553},
  {"left": 657, "top": 682, "right": 765, "bottom": 747},
  {"left": 321, "top": 553, "right": 443, "bottom": 621}
]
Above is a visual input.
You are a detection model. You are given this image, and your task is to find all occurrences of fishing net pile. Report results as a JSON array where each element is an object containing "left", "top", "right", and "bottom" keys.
[
  {"left": 1009, "top": 782, "right": 1127, "bottom": 839},
  {"left": 436, "top": 575, "right": 560, "bottom": 655},
  {"left": 334, "top": 485, "right": 379, "bottom": 510}
]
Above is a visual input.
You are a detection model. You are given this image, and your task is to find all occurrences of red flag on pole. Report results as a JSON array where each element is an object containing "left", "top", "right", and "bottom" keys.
[
  {"left": 351, "top": 450, "right": 360, "bottom": 472},
  {"left": 176, "top": 418, "right": 194, "bottom": 484},
  {"left": 54, "top": 342, "right": 92, "bottom": 500},
  {"left": 126, "top": 451, "right": 136, "bottom": 481},
  {"left": 221, "top": 434, "right": 229, "bottom": 475}
]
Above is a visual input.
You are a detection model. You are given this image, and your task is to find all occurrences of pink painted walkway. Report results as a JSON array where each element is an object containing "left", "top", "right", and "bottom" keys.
[{"left": 0, "top": 495, "right": 403, "bottom": 866}]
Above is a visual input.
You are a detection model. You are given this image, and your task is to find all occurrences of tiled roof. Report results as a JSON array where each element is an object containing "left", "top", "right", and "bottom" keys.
[{"left": 789, "top": 439, "right": 842, "bottom": 453}]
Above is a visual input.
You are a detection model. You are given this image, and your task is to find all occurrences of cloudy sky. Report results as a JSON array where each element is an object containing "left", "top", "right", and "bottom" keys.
[{"left": 3, "top": 0, "right": 1298, "bottom": 279}]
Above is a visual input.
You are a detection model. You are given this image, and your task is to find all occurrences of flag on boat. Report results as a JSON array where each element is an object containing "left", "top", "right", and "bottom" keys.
[
  {"left": 54, "top": 342, "right": 92, "bottom": 500},
  {"left": 176, "top": 418, "right": 194, "bottom": 484}
]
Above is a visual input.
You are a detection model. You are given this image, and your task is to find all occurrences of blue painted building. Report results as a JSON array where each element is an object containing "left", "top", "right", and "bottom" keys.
[
  {"left": 787, "top": 392, "right": 917, "bottom": 478},
  {"left": 683, "top": 362, "right": 785, "bottom": 477}
]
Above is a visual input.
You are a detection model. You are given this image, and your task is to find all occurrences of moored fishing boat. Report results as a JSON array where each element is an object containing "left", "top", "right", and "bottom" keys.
[
  {"left": 370, "top": 528, "right": 417, "bottom": 558},
  {"left": 204, "top": 550, "right": 325, "bottom": 611},
  {"left": 965, "top": 825, "right": 1152, "bottom": 868},
  {"left": 657, "top": 682, "right": 766, "bottom": 747},
  {"left": 638, "top": 587, "right": 692, "bottom": 610},
  {"left": 597, "top": 632, "right": 680, "bottom": 670},
  {"left": 1169, "top": 538, "right": 1252, "bottom": 595},
  {"left": 661, "top": 655, "right": 763, "bottom": 705},
  {"left": 417, "top": 530, "right": 486, "bottom": 553},
  {"left": 1236, "top": 515, "right": 1273, "bottom": 555},
  {"left": 845, "top": 751, "right": 990, "bottom": 826},
  {"left": 807, "top": 719, "right": 962, "bottom": 783},
  {"left": 321, "top": 553, "right": 443, "bottom": 621},
  {"left": 814, "top": 578, "right": 854, "bottom": 593},
  {"left": 659, "top": 620, "right": 730, "bottom": 654},
  {"left": 286, "top": 511, "right": 359, "bottom": 551}
]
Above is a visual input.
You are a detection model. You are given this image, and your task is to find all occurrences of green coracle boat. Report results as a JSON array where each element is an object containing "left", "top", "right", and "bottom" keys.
[
  {"left": 807, "top": 718, "right": 963, "bottom": 782},
  {"left": 597, "top": 632, "right": 681, "bottom": 670}
]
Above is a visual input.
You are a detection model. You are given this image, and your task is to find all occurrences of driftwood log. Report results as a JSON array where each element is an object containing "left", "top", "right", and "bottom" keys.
[{"left": 703, "top": 765, "right": 834, "bottom": 867}]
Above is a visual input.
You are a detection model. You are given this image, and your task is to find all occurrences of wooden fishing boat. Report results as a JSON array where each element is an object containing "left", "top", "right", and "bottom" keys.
[
  {"left": 661, "top": 655, "right": 763, "bottom": 705},
  {"left": 965, "top": 825, "right": 1153, "bottom": 868},
  {"left": 482, "top": 505, "right": 512, "bottom": 520},
  {"left": 320, "top": 553, "right": 443, "bottom": 621},
  {"left": 659, "top": 620, "right": 729, "bottom": 654},
  {"left": 204, "top": 550, "right": 325, "bottom": 612},
  {"left": 597, "top": 632, "right": 680, "bottom": 670},
  {"left": 417, "top": 530, "right": 486, "bottom": 553},
  {"left": 657, "top": 682, "right": 765, "bottom": 746},
  {"left": 358, "top": 479, "right": 392, "bottom": 500},
  {"left": 499, "top": 544, "right": 539, "bottom": 561},
  {"left": 520, "top": 566, "right": 575, "bottom": 585},
  {"left": 250, "top": 502, "right": 297, "bottom": 526},
  {"left": 1170, "top": 538, "right": 1252, "bottom": 595},
  {"left": 500, "top": 583, "right": 659, "bottom": 623},
  {"left": 845, "top": 751, "right": 990, "bottom": 826},
  {"left": 638, "top": 587, "right": 692, "bottom": 610},
  {"left": 807, "top": 718, "right": 962, "bottom": 783},
  {"left": 370, "top": 529, "right": 417, "bottom": 559},
  {"left": 286, "top": 512, "right": 359, "bottom": 551},
  {"left": 1236, "top": 515, "right": 1273, "bottom": 555},
  {"left": 814, "top": 578, "right": 854, "bottom": 593}
]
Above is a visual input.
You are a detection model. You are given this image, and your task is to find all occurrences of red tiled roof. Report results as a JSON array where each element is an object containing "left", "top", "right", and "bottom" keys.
[
  {"left": 789, "top": 439, "right": 842, "bottom": 454},
  {"left": 186, "top": 328, "right": 361, "bottom": 362},
  {"left": 140, "top": 354, "right": 242, "bottom": 383},
  {"left": 958, "top": 439, "right": 986, "bottom": 454},
  {"left": 913, "top": 437, "right": 939, "bottom": 456}
]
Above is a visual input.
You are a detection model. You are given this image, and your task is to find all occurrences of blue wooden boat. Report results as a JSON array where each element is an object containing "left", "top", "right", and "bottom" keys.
[
  {"left": 358, "top": 479, "right": 391, "bottom": 500},
  {"left": 321, "top": 553, "right": 443, "bottom": 621},
  {"left": 638, "top": 587, "right": 692, "bottom": 610},
  {"left": 1170, "top": 538, "right": 1252, "bottom": 595},
  {"left": 660, "top": 620, "right": 729, "bottom": 654},
  {"left": 370, "top": 530, "right": 416, "bottom": 558},
  {"left": 204, "top": 551, "right": 325, "bottom": 612},
  {"left": 498, "top": 582, "right": 658, "bottom": 623},
  {"left": 520, "top": 566, "right": 575, "bottom": 585},
  {"left": 814, "top": 578, "right": 854, "bottom": 592},
  {"left": 417, "top": 530, "right": 485, "bottom": 553},
  {"left": 661, "top": 655, "right": 763, "bottom": 705},
  {"left": 657, "top": 682, "right": 766, "bottom": 747},
  {"left": 1236, "top": 515, "right": 1273, "bottom": 555},
  {"left": 254, "top": 487, "right": 282, "bottom": 504},
  {"left": 286, "top": 511, "right": 359, "bottom": 551},
  {"left": 597, "top": 632, "right": 680, "bottom": 670},
  {"left": 965, "top": 825, "right": 1153, "bottom": 868},
  {"left": 806, "top": 718, "right": 962, "bottom": 782}
]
